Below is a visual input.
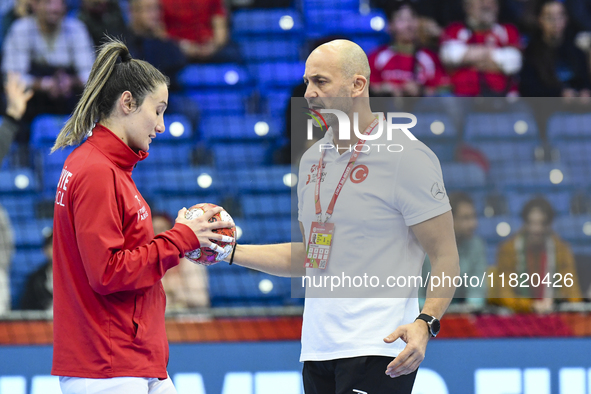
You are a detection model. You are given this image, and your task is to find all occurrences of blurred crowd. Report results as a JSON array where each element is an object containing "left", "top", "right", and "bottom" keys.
[{"left": 0, "top": 0, "right": 590, "bottom": 315}]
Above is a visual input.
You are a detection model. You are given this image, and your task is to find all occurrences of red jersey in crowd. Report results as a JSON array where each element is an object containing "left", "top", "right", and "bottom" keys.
[
  {"left": 440, "top": 22, "right": 521, "bottom": 96},
  {"left": 52, "top": 125, "right": 199, "bottom": 379},
  {"left": 161, "top": 0, "right": 226, "bottom": 44},
  {"left": 368, "top": 45, "right": 449, "bottom": 95}
]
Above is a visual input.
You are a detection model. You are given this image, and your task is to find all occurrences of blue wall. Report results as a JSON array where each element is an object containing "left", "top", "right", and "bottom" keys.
[{"left": 1, "top": 338, "right": 590, "bottom": 393}]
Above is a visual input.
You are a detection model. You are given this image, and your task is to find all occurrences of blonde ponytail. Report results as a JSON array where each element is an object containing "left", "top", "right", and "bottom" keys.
[{"left": 51, "top": 37, "right": 169, "bottom": 152}]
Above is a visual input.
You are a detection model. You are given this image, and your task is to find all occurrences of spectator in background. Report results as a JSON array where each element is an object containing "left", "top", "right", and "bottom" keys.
[
  {"left": 521, "top": 0, "right": 591, "bottom": 97},
  {"left": 422, "top": 192, "right": 488, "bottom": 310},
  {"left": 1, "top": 0, "right": 32, "bottom": 41},
  {"left": 127, "top": 0, "right": 200, "bottom": 129},
  {"left": 0, "top": 72, "right": 33, "bottom": 315},
  {"left": 21, "top": 230, "right": 53, "bottom": 310},
  {"left": 369, "top": 1, "right": 450, "bottom": 97},
  {"left": 128, "top": 0, "right": 186, "bottom": 90},
  {"left": 161, "top": 0, "right": 239, "bottom": 63},
  {"left": 489, "top": 197, "right": 582, "bottom": 313},
  {"left": 440, "top": 0, "right": 522, "bottom": 96},
  {"left": 154, "top": 212, "right": 209, "bottom": 310},
  {"left": 1, "top": 0, "right": 95, "bottom": 141},
  {"left": 78, "top": 0, "right": 129, "bottom": 48}
]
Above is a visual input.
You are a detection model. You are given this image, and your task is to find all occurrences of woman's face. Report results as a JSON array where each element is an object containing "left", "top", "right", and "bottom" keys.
[
  {"left": 539, "top": 2, "right": 567, "bottom": 40},
  {"left": 125, "top": 83, "right": 168, "bottom": 153}
]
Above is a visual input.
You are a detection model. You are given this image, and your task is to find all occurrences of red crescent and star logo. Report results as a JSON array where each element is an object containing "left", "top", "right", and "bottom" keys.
[{"left": 350, "top": 165, "right": 369, "bottom": 184}]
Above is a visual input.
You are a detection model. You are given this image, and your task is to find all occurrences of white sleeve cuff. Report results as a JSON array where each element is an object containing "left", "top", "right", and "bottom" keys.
[
  {"left": 491, "top": 47, "right": 522, "bottom": 74},
  {"left": 440, "top": 40, "right": 468, "bottom": 66}
]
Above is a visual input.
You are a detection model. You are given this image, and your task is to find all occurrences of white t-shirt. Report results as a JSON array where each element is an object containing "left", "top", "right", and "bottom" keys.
[
  {"left": 2, "top": 16, "right": 95, "bottom": 87},
  {"left": 297, "top": 121, "right": 451, "bottom": 362}
]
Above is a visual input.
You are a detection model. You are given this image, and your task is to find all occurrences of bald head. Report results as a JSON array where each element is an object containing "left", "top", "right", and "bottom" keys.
[{"left": 311, "top": 39, "right": 371, "bottom": 82}]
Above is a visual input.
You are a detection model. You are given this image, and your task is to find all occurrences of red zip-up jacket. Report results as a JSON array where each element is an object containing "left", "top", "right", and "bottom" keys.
[{"left": 51, "top": 124, "right": 199, "bottom": 379}]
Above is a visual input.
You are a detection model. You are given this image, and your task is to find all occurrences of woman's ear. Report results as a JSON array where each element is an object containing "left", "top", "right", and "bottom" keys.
[{"left": 120, "top": 91, "right": 135, "bottom": 115}]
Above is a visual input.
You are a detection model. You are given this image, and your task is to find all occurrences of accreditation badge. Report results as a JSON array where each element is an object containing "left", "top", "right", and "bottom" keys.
[{"left": 304, "top": 221, "right": 334, "bottom": 269}]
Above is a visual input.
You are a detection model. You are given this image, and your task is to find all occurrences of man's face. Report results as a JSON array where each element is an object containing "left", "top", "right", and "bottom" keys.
[
  {"left": 33, "top": 0, "right": 65, "bottom": 27},
  {"left": 453, "top": 201, "right": 478, "bottom": 240},
  {"left": 389, "top": 5, "right": 418, "bottom": 44},
  {"left": 132, "top": 0, "right": 162, "bottom": 33},
  {"left": 524, "top": 208, "right": 551, "bottom": 246},
  {"left": 303, "top": 48, "right": 354, "bottom": 128},
  {"left": 465, "top": 0, "right": 498, "bottom": 27},
  {"left": 539, "top": 2, "right": 567, "bottom": 39}
]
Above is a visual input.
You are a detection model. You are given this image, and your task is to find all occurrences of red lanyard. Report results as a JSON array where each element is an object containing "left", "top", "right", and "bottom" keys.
[{"left": 314, "top": 117, "right": 380, "bottom": 223}]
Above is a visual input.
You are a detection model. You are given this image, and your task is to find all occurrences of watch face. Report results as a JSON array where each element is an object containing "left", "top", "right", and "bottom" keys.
[{"left": 431, "top": 319, "right": 441, "bottom": 336}]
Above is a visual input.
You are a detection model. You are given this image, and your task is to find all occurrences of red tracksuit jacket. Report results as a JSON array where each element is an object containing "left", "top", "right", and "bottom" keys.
[{"left": 51, "top": 124, "right": 199, "bottom": 379}]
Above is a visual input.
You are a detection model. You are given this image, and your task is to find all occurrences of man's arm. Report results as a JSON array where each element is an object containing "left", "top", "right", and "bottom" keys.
[
  {"left": 384, "top": 211, "right": 459, "bottom": 378},
  {"left": 229, "top": 222, "right": 306, "bottom": 277}
]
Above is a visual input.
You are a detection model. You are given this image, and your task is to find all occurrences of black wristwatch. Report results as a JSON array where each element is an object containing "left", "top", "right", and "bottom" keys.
[{"left": 415, "top": 313, "right": 441, "bottom": 337}]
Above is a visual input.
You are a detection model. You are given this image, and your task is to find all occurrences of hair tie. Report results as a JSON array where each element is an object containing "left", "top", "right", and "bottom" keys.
[{"left": 121, "top": 52, "right": 132, "bottom": 62}]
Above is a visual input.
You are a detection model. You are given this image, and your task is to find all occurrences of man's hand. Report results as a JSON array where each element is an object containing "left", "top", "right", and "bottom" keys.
[
  {"left": 4, "top": 72, "right": 33, "bottom": 121},
  {"left": 383, "top": 320, "right": 430, "bottom": 378}
]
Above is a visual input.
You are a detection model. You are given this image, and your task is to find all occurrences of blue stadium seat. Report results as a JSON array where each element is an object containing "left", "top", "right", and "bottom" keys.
[
  {"left": 157, "top": 114, "right": 192, "bottom": 141},
  {"left": 211, "top": 142, "right": 273, "bottom": 169},
  {"left": 464, "top": 112, "right": 539, "bottom": 141},
  {"left": 476, "top": 215, "right": 522, "bottom": 244},
  {"left": 237, "top": 217, "right": 293, "bottom": 243},
  {"left": 547, "top": 112, "right": 591, "bottom": 143},
  {"left": 441, "top": 163, "right": 487, "bottom": 191},
  {"left": 261, "top": 88, "right": 293, "bottom": 118},
  {"left": 186, "top": 92, "right": 246, "bottom": 114},
  {"left": 30, "top": 115, "right": 69, "bottom": 148},
  {"left": 178, "top": 64, "right": 252, "bottom": 89},
  {"left": 471, "top": 140, "right": 540, "bottom": 164},
  {"left": 39, "top": 145, "right": 75, "bottom": 195},
  {"left": 554, "top": 215, "right": 591, "bottom": 244},
  {"left": 512, "top": 191, "right": 571, "bottom": 216},
  {"left": 10, "top": 248, "right": 47, "bottom": 310},
  {"left": 0, "top": 168, "right": 38, "bottom": 194},
  {"left": 411, "top": 113, "right": 458, "bottom": 141},
  {"left": 0, "top": 195, "right": 38, "bottom": 221},
  {"left": 505, "top": 191, "right": 572, "bottom": 216},
  {"left": 349, "top": 35, "right": 389, "bottom": 54},
  {"left": 250, "top": 62, "right": 305, "bottom": 91},
  {"left": 209, "top": 269, "right": 291, "bottom": 307},
  {"left": 302, "top": 0, "right": 359, "bottom": 12},
  {"left": 491, "top": 163, "right": 572, "bottom": 191},
  {"left": 555, "top": 141, "right": 591, "bottom": 188},
  {"left": 140, "top": 143, "right": 193, "bottom": 168},
  {"left": 237, "top": 38, "right": 302, "bottom": 62},
  {"left": 12, "top": 219, "right": 53, "bottom": 247},
  {"left": 556, "top": 141, "right": 591, "bottom": 165},
  {"left": 305, "top": 10, "right": 389, "bottom": 39},
  {"left": 218, "top": 165, "right": 296, "bottom": 193},
  {"left": 200, "top": 115, "right": 282, "bottom": 141},
  {"left": 241, "top": 194, "right": 292, "bottom": 217},
  {"left": 136, "top": 166, "right": 220, "bottom": 196},
  {"left": 233, "top": 8, "right": 303, "bottom": 36}
]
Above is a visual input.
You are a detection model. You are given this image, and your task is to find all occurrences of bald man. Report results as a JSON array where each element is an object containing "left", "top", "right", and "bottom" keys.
[{"left": 227, "top": 40, "right": 459, "bottom": 393}]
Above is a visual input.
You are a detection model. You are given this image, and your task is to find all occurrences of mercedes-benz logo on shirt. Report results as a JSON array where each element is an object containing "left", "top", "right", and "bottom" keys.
[{"left": 431, "top": 182, "right": 446, "bottom": 200}]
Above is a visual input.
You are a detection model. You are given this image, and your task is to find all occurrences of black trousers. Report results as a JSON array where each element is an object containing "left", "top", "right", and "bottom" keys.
[{"left": 303, "top": 356, "right": 418, "bottom": 394}]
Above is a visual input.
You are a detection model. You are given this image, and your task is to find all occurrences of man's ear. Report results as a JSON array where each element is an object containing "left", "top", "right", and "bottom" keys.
[
  {"left": 352, "top": 75, "right": 368, "bottom": 97},
  {"left": 120, "top": 91, "right": 135, "bottom": 115}
]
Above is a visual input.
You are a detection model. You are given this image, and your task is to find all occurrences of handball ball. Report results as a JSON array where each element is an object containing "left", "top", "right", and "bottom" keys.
[{"left": 184, "top": 203, "right": 236, "bottom": 266}]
